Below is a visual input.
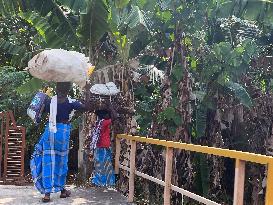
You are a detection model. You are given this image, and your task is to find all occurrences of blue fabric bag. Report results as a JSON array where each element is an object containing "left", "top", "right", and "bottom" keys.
[{"left": 27, "top": 92, "right": 49, "bottom": 124}]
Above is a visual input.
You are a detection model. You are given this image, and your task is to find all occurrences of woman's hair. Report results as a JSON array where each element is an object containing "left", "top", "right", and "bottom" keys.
[
  {"left": 95, "top": 110, "right": 110, "bottom": 119},
  {"left": 56, "top": 82, "right": 71, "bottom": 96}
]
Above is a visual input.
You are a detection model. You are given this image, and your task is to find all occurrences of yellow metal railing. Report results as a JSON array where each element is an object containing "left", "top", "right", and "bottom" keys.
[{"left": 115, "top": 134, "right": 273, "bottom": 205}]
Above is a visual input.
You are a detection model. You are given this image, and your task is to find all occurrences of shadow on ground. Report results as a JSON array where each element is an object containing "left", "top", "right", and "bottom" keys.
[{"left": 0, "top": 185, "right": 131, "bottom": 205}]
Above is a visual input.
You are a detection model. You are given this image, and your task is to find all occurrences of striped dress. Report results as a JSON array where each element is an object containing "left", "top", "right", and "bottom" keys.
[{"left": 90, "top": 119, "right": 115, "bottom": 187}]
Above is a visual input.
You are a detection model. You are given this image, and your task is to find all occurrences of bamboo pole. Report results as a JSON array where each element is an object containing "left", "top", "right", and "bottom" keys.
[
  {"left": 233, "top": 159, "right": 246, "bottom": 205},
  {"left": 164, "top": 147, "right": 173, "bottom": 205},
  {"left": 115, "top": 137, "right": 121, "bottom": 174},
  {"left": 128, "top": 140, "right": 136, "bottom": 202}
]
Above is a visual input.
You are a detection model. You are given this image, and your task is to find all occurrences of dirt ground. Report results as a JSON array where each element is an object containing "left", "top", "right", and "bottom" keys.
[{"left": 0, "top": 185, "right": 131, "bottom": 205}]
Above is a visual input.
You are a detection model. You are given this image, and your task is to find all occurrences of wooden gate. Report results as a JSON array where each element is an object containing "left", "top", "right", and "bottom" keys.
[{"left": 0, "top": 111, "right": 26, "bottom": 184}]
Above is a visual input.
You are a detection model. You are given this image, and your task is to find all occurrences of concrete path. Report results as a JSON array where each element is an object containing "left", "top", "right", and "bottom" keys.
[{"left": 0, "top": 185, "right": 130, "bottom": 205}]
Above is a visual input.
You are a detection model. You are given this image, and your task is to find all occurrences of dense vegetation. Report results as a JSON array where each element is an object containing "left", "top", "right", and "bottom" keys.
[{"left": 1, "top": 0, "right": 273, "bottom": 204}]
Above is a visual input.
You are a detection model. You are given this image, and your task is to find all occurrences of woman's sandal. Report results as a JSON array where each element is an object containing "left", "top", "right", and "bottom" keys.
[
  {"left": 42, "top": 194, "right": 50, "bottom": 203},
  {"left": 60, "top": 189, "right": 71, "bottom": 198}
]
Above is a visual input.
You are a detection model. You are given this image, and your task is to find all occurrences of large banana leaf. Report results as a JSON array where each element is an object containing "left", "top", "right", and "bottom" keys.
[
  {"left": 19, "top": 11, "right": 80, "bottom": 49},
  {"left": 0, "top": 11, "right": 78, "bottom": 68},
  {"left": 115, "top": 0, "right": 130, "bottom": 9},
  {"left": 216, "top": 0, "right": 273, "bottom": 24},
  {"left": 237, "top": 0, "right": 273, "bottom": 21},
  {"left": 0, "top": 0, "right": 27, "bottom": 17},
  {"left": 16, "top": 77, "right": 44, "bottom": 94},
  {"left": 19, "top": 12, "right": 66, "bottom": 48},
  {"left": 129, "top": 30, "right": 151, "bottom": 58},
  {"left": 0, "top": 39, "right": 26, "bottom": 55},
  {"left": 224, "top": 81, "right": 253, "bottom": 108},
  {"left": 109, "top": 4, "right": 151, "bottom": 59},
  {"left": 78, "top": 0, "right": 109, "bottom": 45},
  {"left": 28, "top": 0, "right": 80, "bottom": 47},
  {"left": 0, "top": 0, "right": 79, "bottom": 47},
  {"left": 0, "top": 39, "right": 32, "bottom": 67},
  {"left": 57, "top": 0, "right": 87, "bottom": 13},
  {"left": 124, "top": 5, "right": 150, "bottom": 30}
]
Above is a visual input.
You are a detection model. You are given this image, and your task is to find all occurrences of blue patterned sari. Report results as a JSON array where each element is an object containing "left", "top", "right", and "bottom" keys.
[
  {"left": 30, "top": 123, "right": 71, "bottom": 194},
  {"left": 91, "top": 148, "right": 116, "bottom": 187}
]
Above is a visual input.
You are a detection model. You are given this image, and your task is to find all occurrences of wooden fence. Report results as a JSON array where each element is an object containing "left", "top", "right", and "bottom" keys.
[
  {"left": 0, "top": 111, "right": 26, "bottom": 184},
  {"left": 115, "top": 134, "right": 273, "bottom": 205}
]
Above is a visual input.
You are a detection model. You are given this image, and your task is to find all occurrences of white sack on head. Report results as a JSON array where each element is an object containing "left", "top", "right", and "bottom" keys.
[
  {"left": 26, "top": 49, "right": 92, "bottom": 88},
  {"left": 90, "top": 82, "right": 120, "bottom": 96}
]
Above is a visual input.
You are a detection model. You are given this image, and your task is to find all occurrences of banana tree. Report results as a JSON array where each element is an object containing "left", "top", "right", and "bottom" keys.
[
  {"left": 0, "top": 0, "right": 110, "bottom": 91},
  {"left": 218, "top": 0, "right": 273, "bottom": 24}
]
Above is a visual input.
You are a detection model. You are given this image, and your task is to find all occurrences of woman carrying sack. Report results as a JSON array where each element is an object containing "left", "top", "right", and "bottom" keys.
[
  {"left": 30, "top": 82, "right": 92, "bottom": 203},
  {"left": 89, "top": 103, "right": 117, "bottom": 187}
]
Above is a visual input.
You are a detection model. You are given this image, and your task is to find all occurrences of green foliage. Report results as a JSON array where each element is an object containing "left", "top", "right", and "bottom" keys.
[
  {"left": 1, "top": 1, "right": 273, "bottom": 203},
  {"left": 109, "top": 3, "right": 151, "bottom": 61},
  {"left": 57, "top": 0, "right": 87, "bottom": 12},
  {"left": 16, "top": 77, "right": 44, "bottom": 94},
  {"left": 0, "top": 39, "right": 26, "bottom": 55},
  {"left": 0, "top": 15, "right": 36, "bottom": 68},
  {"left": 224, "top": 81, "right": 253, "bottom": 108},
  {"left": 0, "top": 0, "right": 80, "bottom": 57},
  {"left": 0, "top": 0, "right": 24, "bottom": 17},
  {"left": 0, "top": 39, "right": 32, "bottom": 67},
  {"left": 115, "top": 0, "right": 130, "bottom": 9},
  {"left": 201, "top": 41, "right": 259, "bottom": 101},
  {"left": 129, "top": 30, "right": 151, "bottom": 58},
  {"left": 218, "top": 16, "right": 262, "bottom": 44},
  {"left": 195, "top": 153, "right": 209, "bottom": 197},
  {"left": 19, "top": 12, "right": 66, "bottom": 48},
  {"left": 158, "top": 107, "right": 182, "bottom": 129},
  {"left": 0, "top": 67, "right": 33, "bottom": 124},
  {"left": 215, "top": 0, "right": 273, "bottom": 24},
  {"left": 134, "top": 83, "right": 160, "bottom": 135},
  {"left": 158, "top": 107, "right": 175, "bottom": 122},
  {"left": 171, "top": 65, "right": 184, "bottom": 82},
  {"left": 78, "top": 0, "right": 109, "bottom": 45},
  {"left": 234, "top": 0, "right": 273, "bottom": 25},
  {"left": 196, "top": 103, "right": 207, "bottom": 138},
  {"left": 124, "top": 5, "right": 149, "bottom": 29}
]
